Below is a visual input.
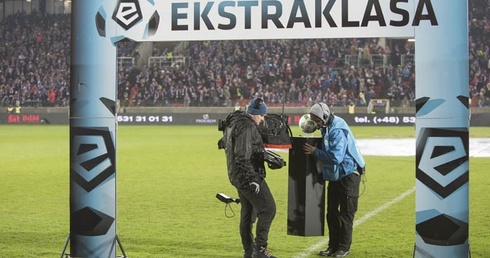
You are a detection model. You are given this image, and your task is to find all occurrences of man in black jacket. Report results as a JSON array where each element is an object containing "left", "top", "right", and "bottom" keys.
[{"left": 222, "top": 98, "right": 277, "bottom": 258}]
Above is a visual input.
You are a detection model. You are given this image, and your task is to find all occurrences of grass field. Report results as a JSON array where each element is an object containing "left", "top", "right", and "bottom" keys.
[{"left": 0, "top": 125, "right": 489, "bottom": 258}]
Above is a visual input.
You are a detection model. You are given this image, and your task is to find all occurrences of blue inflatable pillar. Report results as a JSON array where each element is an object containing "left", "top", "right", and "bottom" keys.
[
  {"left": 414, "top": 0, "right": 469, "bottom": 257},
  {"left": 70, "top": 0, "right": 118, "bottom": 257}
]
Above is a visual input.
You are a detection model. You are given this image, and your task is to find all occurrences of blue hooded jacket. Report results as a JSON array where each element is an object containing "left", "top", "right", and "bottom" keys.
[{"left": 312, "top": 115, "right": 365, "bottom": 181}]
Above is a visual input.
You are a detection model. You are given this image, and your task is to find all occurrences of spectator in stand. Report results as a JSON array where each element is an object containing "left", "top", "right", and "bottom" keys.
[{"left": 0, "top": 12, "right": 72, "bottom": 108}]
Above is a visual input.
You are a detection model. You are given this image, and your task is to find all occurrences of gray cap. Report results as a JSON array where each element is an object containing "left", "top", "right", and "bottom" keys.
[{"left": 310, "top": 102, "right": 331, "bottom": 124}]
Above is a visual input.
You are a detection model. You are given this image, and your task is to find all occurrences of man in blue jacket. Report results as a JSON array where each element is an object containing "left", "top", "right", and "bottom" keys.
[{"left": 303, "top": 102, "right": 365, "bottom": 258}]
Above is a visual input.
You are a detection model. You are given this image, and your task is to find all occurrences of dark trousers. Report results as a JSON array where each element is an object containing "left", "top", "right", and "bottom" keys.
[
  {"left": 326, "top": 172, "right": 361, "bottom": 252},
  {"left": 237, "top": 180, "right": 276, "bottom": 251}
]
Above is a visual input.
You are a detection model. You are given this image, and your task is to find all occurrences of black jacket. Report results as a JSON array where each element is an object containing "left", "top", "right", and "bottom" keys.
[{"left": 222, "top": 113, "right": 266, "bottom": 188}]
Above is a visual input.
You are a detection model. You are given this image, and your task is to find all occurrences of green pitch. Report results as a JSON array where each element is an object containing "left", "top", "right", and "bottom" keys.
[{"left": 0, "top": 125, "right": 489, "bottom": 257}]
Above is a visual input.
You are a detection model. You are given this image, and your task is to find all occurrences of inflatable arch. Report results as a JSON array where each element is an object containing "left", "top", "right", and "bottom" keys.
[{"left": 67, "top": 1, "right": 469, "bottom": 257}]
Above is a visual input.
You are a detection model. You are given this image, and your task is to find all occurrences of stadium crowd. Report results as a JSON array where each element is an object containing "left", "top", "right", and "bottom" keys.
[{"left": 1, "top": 1, "right": 489, "bottom": 110}]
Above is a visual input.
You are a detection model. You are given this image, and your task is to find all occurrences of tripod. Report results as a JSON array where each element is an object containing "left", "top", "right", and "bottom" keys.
[{"left": 60, "top": 234, "right": 127, "bottom": 258}]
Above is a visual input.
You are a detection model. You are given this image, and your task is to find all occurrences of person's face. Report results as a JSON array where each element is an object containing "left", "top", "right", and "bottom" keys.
[
  {"left": 310, "top": 113, "right": 324, "bottom": 127},
  {"left": 251, "top": 114, "right": 265, "bottom": 125}
]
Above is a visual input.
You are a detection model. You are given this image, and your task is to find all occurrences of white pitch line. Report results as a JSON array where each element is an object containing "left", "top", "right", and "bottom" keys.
[{"left": 293, "top": 187, "right": 416, "bottom": 258}]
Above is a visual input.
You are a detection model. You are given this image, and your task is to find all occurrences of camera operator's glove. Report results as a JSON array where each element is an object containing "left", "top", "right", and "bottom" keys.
[{"left": 249, "top": 182, "right": 260, "bottom": 194}]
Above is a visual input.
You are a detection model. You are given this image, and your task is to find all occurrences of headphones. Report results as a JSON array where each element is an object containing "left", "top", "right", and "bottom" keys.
[
  {"left": 326, "top": 112, "right": 334, "bottom": 126},
  {"left": 317, "top": 102, "right": 334, "bottom": 126},
  {"left": 253, "top": 97, "right": 264, "bottom": 109}
]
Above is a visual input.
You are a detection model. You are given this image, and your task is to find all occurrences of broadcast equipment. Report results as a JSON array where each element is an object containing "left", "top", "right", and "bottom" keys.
[
  {"left": 216, "top": 193, "right": 240, "bottom": 204},
  {"left": 264, "top": 150, "right": 286, "bottom": 169}
]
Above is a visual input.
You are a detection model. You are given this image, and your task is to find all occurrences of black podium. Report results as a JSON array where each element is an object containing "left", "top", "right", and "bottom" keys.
[{"left": 287, "top": 136, "right": 325, "bottom": 236}]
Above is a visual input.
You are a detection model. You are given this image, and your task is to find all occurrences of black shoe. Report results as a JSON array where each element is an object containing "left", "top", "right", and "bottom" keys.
[
  {"left": 244, "top": 244, "right": 257, "bottom": 258},
  {"left": 317, "top": 247, "right": 335, "bottom": 256},
  {"left": 253, "top": 246, "right": 276, "bottom": 258},
  {"left": 332, "top": 250, "right": 350, "bottom": 258}
]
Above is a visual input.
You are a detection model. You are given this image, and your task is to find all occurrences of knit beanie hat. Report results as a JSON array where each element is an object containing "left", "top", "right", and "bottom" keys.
[
  {"left": 247, "top": 98, "right": 267, "bottom": 115},
  {"left": 310, "top": 102, "right": 331, "bottom": 124}
]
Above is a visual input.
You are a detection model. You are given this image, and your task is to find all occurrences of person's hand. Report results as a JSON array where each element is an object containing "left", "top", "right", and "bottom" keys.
[
  {"left": 303, "top": 143, "right": 316, "bottom": 155},
  {"left": 249, "top": 182, "right": 260, "bottom": 194}
]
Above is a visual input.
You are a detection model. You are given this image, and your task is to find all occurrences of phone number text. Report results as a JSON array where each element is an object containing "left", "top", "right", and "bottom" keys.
[
  {"left": 117, "top": 115, "right": 173, "bottom": 123},
  {"left": 354, "top": 116, "right": 415, "bottom": 125}
]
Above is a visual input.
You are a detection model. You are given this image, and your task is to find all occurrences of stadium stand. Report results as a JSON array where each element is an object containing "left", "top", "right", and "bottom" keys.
[{"left": 0, "top": 2, "right": 488, "bottom": 109}]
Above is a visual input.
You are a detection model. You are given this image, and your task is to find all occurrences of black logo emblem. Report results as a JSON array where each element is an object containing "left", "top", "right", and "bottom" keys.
[
  {"left": 112, "top": 0, "right": 143, "bottom": 30},
  {"left": 416, "top": 128, "right": 468, "bottom": 198},
  {"left": 71, "top": 127, "right": 116, "bottom": 192}
]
